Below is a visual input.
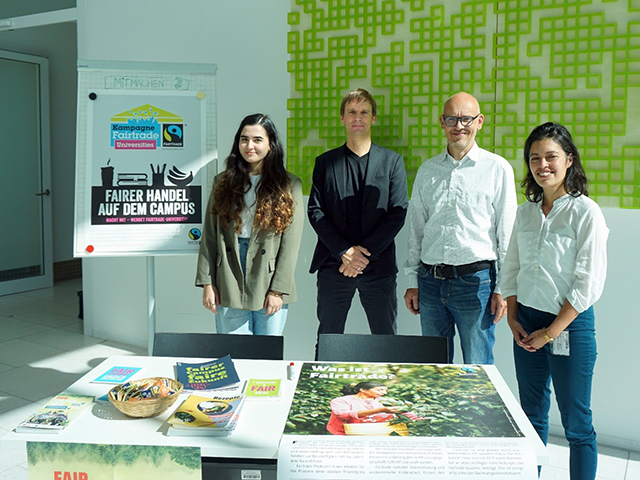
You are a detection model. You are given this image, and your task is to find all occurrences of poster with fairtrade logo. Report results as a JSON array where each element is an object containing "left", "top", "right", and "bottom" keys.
[{"left": 74, "top": 62, "right": 217, "bottom": 256}]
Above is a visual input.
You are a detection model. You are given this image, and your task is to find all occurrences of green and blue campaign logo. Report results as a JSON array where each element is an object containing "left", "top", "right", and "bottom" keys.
[{"left": 110, "top": 104, "right": 184, "bottom": 150}]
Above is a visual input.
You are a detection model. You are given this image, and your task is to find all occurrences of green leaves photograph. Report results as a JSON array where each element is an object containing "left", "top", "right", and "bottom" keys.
[{"left": 284, "top": 363, "right": 523, "bottom": 438}]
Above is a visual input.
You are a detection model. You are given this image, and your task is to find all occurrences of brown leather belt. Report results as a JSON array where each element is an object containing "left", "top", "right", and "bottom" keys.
[{"left": 423, "top": 260, "right": 494, "bottom": 280}]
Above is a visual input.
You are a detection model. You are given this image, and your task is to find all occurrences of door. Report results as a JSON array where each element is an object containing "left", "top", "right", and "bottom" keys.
[{"left": 0, "top": 49, "right": 53, "bottom": 295}]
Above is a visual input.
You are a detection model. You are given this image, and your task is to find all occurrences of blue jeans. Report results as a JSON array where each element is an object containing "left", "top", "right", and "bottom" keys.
[
  {"left": 216, "top": 304, "right": 288, "bottom": 335},
  {"left": 215, "top": 238, "right": 287, "bottom": 335},
  {"left": 417, "top": 264, "right": 495, "bottom": 364},
  {"left": 514, "top": 304, "right": 597, "bottom": 480}
]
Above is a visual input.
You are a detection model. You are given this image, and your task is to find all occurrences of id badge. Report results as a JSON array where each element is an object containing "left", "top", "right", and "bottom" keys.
[{"left": 551, "top": 331, "right": 570, "bottom": 356}]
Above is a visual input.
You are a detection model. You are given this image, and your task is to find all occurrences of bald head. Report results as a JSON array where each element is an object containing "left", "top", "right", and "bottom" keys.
[
  {"left": 443, "top": 92, "right": 480, "bottom": 117},
  {"left": 440, "top": 92, "right": 484, "bottom": 160}
]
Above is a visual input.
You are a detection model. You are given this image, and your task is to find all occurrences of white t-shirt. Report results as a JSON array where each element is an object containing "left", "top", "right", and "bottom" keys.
[{"left": 239, "top": 174, "right": 260, "bottom": 238}]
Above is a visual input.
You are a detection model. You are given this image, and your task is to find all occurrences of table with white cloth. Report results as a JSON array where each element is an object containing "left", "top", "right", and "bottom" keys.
[{"left": 1, "top": 356, "right": 547, "bottom": 479}]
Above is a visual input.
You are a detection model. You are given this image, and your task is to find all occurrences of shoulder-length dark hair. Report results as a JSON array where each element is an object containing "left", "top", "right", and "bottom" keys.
[
  {"left": 211, "top": 114, "right": 294, "bottom": 234},
  {"left": 522, "top": 122, "right": 589, "bottom": 202},
  {"left": 340, "top": 381, "right": 386, "bottom": 396}
]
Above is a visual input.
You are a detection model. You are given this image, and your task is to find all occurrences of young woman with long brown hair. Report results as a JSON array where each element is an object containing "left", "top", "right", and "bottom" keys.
[{"left": 195, "top": 113, "right": 303, "bottom": 334}]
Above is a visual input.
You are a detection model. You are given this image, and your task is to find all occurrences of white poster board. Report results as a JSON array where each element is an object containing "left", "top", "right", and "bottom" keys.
[
  {"left": 277, "top": 362, "right": 538, "bottom": 480},
  {"left": 74, "top": 60, "right": 217, "bottom": 257}
]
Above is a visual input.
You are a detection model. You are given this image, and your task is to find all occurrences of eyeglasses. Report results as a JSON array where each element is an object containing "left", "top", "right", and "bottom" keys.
[{"left": 442, "top": 113, "right": 481, "bottom": 128}]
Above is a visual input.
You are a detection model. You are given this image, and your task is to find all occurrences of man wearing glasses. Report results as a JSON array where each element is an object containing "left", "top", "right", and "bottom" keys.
[{"left": 403, "top": 92, "right": 517, "bottom": 364}]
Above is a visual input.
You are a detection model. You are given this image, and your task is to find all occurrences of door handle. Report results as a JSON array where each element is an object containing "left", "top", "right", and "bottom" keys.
[{"left": 36, "top": 189, "right": 50, "bottom": 196}]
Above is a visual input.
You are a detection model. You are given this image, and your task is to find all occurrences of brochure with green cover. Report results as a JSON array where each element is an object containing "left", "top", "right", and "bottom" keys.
[{"left": 245, "top": 378, "right": 281, "bottom": 399}]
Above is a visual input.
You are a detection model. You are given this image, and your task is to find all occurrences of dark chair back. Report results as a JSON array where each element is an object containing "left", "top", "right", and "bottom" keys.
[
  {"left": 316, "top": 334, "right": 449, "bottom": 364},
  {"left": 152, "top": 332, "right": 284, "bottom": 360}
]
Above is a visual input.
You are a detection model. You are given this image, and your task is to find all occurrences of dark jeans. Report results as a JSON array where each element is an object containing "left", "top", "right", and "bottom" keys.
[
  {"left": 514, "top": 304, "right": 597, "bottom": 480},
  {"left": 316, "top": 268, "right": 398, "bottom": 337},
  {"left": 418, "top": 264, "right": 496, "bottom": 364}
]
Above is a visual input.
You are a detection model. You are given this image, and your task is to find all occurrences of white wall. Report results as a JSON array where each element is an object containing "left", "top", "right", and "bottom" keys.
[{"left": 78, "top": 0, "right": 640, "bottom": 452}]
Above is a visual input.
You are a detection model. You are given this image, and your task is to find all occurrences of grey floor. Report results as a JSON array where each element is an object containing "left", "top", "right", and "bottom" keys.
[{"left": 0, "top": 279, "right": 638, "bottom": 479}]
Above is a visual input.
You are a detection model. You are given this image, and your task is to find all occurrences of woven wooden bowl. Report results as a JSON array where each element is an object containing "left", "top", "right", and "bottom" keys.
[{"left": 108, "top": 377, "right": 183, "bottom": 418}]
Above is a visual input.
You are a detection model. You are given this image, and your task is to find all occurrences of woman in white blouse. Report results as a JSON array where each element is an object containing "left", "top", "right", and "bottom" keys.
[{"left": 501, "top": 122, "right": 608, "bottom": 480}]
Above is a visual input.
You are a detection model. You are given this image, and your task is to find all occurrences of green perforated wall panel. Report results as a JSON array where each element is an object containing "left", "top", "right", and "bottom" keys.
[{"left": 287, "top": 0, "right": 640, "bottom": 208}]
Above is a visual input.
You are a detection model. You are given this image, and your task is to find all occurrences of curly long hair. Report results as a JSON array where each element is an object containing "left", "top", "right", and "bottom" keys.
[
  {"left": 522, "top": 122, "right": 589, "bottom": 202},
  {"left": 211, "top": 114, "right": 294, "bottom": 234}
]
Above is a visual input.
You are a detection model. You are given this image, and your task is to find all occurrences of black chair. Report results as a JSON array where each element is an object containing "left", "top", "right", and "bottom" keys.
[
  {"left": 152, "top": 332, "right": 284, "bottom": 360},
  {"left": 316, "top": 334, "right": 449, "bottom": 364}
]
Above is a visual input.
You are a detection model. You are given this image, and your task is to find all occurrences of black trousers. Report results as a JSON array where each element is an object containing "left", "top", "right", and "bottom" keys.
[{"left": 316, "top": 268, "right": 398, "bottom": 336}]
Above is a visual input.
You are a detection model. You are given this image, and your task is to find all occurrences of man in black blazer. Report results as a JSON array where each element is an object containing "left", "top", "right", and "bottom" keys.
[{"left": 308, "top": 88, "right": 408, "bottom": 338}]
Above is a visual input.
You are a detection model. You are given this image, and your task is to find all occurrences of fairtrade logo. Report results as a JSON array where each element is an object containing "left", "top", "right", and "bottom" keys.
[
  {"left": 165, "top": 124, "right": 182, "bottom": 139},
  {"left": 163, "top": 124, "right": 184, "bottom": 147},
  {"left": 189, "top": 228, "right": 202, "bottom": 241}
]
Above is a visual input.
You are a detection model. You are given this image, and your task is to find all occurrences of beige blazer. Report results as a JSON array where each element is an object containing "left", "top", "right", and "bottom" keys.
[{"left": 195, "top": 172, "right": 304, "bottom": 311}]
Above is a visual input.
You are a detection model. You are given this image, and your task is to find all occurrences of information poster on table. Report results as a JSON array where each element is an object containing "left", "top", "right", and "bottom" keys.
[
  {"left": 27, "top": 442, "right": 201, "bottom": 480},
  {"left": 277, "top": 362, "right": 537, "bottom": 479},
  {"left": 74, "top": 61, "right": 217, "bottom": 256}
]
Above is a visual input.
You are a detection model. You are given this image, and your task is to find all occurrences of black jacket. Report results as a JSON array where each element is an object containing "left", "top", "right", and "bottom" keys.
[{"left": 308, "top": 143, "right": 408, "bottom": 275}]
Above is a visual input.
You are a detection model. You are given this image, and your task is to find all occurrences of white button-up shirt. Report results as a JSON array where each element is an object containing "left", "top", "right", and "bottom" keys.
[
  {"left": 500, "top": 194, "right": 609, "bottom": 315},
  {"left": 405, "top": 143, "right": 517, "bottom": 291}
]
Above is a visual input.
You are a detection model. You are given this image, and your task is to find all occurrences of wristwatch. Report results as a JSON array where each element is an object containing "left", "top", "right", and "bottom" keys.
[
  {"left": 268, "top": 290, "right": 283, "bottom": 298},
  {"left": 542, "top": 327, "right": 555, "bottom": 343}
]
